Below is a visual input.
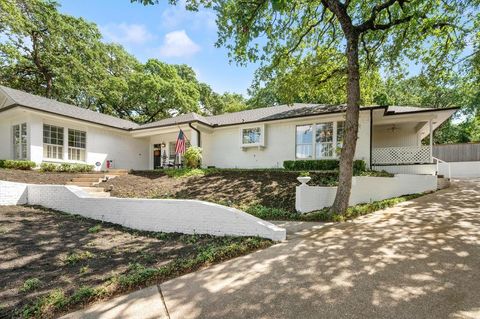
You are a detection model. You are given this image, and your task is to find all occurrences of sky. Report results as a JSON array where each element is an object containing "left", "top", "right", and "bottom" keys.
[{"left": 57, "top": 0, "right": 259, "bottom": 96}]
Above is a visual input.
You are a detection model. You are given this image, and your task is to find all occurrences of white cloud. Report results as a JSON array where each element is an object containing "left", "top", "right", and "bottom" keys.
[
  {"left": 161, "top": 0, "right": 216, "bottom": 31},
  {"left": 158, "top": 30, "right": 200, "bottom": 58},
  {"left": 101, "top": 23, "right": 154, "bottom": 46}
]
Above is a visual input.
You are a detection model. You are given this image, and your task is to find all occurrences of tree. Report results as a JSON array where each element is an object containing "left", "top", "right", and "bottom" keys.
[{"left": 134, "top": 0, "right": 478, "bottom": 215}]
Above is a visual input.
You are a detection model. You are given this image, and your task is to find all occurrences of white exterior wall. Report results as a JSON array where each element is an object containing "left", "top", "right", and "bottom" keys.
[
  {"left": 373, "top": 123, "right": 421, "bottom": 148},
  {"left": 296, "top": 174, "right": 437, "bottom": 213},
  {"left": 0, "top": 181, "right": 285, "bottom": 240},
  {"left": 0, "top": 109, "right": 150, "bottom": 170},
  {"left": 202, "top": 112, "right": 371, "bottom": 169},
  {"left": 372, "top": 164, "right": 437, "bottom": 175}
]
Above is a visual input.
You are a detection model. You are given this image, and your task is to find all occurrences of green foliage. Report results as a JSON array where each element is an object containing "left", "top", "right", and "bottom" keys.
[
  {"left": 63, "top": 251, "right": 95, "bottom": 265},
  {"left": 0, "top": 0, "right": 247, "bottom": 123},
  {"left": 22, "top": 289, "right": 68, "bottom": 318},
  {"left": 0, "top": 159, "right": 5, "bottom": 168},
  {"left": 87, "top": 225, "right": 102, "bottom": 234},
  {"left": 183, "top": 146, "right": 203, "bottom": 168},
  {"left": 40, "top": 162, "right": 94, "bottom": 173},
  {"left": 298, "top": 171, "right": 310, "bottom": 177},
  {"left": 163, "top": 168, "right": 220, "bottom": 178},
  {"left": 283, "top": 159, "right": 366, "bottom": 174},
  {"left": 2, "top": 160, "right": 36, "bottom": 170},
  {"left": 20, "top": 278, "right": 42, "bottom": 293}
]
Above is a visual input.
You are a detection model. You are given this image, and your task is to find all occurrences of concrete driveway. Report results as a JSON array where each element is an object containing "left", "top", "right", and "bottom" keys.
[{"left": 64, "top": 179, "right": 480, "bottom": 319}]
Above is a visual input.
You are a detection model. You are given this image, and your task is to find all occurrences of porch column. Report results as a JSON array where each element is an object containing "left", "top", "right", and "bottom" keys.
[{"left": 429, "top": 119, "right": 433, "bottom": 163}]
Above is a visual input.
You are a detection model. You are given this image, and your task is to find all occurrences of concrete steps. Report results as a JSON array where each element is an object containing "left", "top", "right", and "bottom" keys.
[{"left": 66, "top": 169, "right": 128, "bottom": 196}]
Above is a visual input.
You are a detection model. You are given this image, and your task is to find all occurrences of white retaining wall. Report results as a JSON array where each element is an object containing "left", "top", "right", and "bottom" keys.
[
  {"left": 372, "top": 164, "right": 436, "bottom": 175},
  {"left": 0, "top": 181, "right": 28, "bottom": 205},
  {"left": 296, "top": 174, "right": 437, "bottom": 213},
  {"left": 438, "top": 161, "right": 480, "bottom": 178},
  {"left": 0, "top": 181, "right": 285, "bottom": 241}
]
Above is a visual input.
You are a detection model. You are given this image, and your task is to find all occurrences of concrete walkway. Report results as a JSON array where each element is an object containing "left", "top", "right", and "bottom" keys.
[{"left": 63, "top": 180, "right": 480, "bottom": 319}]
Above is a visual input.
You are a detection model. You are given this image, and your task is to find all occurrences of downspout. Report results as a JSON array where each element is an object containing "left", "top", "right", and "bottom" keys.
[
  {"left": 369, "top": 108, "right": 373, "bottom": 170},
  {"left": 189, "top": 122, "right": 201, "bottom": 147}
]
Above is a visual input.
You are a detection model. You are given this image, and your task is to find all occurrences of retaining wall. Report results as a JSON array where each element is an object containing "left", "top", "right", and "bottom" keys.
[
  {"left": 0, "top": 181, "right": 285, "bottom": 241},
  {"left": 296, "top": 174, "right": 437, "bottom": 213},
  {"left": 0, "top": 181, "right": 28, "bottom": 205}
]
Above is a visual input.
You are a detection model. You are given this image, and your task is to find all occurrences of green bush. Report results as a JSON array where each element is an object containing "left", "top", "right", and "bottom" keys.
[
  {"left": 40, "top": 162, "right": 94, "bottom": 173},
  {"left": 0, "top": 159, "right": 5, "bottom": 168},
  {"left": 2, "top": 160, "right": 36, "bottom": 170},
  {"left": 283, "top": 159, "right": 366, "bottom": 174},
  {"left": 183, "top": 146, "right": 202, "bottom": 168}
]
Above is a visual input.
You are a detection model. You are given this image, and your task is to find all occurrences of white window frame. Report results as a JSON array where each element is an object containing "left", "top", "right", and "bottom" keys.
[
  {"left": 240, "top": 124, "right": 265, "bottom": 148},
  {"left": 43, "top": 124, "right": 64, "bottom": 160},
  {"left": 12, "top": 123, "right": 28, "bottom": 160},
  {"left": 295, "top": 121, "right": 345, "bottom": 160},
  {"left": 68, "top": 129, "right": 86, "bottom": 162}
]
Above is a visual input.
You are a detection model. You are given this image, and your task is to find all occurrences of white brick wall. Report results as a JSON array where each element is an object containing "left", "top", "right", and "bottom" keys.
[
  {"left": 0, "top": 181, "right": 28, "bottom": 205},
  {"left": 296, "top": 174, "right": 437, "bottom": 213},
  {"left": 0, "top": 181, "right": 285, "bottom": 241}
]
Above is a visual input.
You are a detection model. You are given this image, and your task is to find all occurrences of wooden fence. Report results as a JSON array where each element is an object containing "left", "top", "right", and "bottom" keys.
[{"left": 433, "top": 143, "right": 480, "bottom": 162}]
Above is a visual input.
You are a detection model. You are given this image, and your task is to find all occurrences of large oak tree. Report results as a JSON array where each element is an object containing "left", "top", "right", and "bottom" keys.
[{"left": 135, "top": 0, "right": 478, "bottom": 214}]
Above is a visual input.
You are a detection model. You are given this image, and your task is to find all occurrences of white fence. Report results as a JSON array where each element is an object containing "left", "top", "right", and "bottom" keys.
[
  {"left": 372, "top": 145, "right": 431, "bottom": 165},
  {"left": 296, "top": 174, "right": 437, "bottom": 213},
  {"left": 0, "top": 181, "right": 286, "bottom": 241}
]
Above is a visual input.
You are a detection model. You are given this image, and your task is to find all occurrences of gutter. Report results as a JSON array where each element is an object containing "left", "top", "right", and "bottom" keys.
[{"left": 188, "top": 122, "right": 201, "bottom": 147}]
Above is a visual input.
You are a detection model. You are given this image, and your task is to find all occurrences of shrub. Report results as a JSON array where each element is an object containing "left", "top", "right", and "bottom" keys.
[
  {"left": 3, "top": 160, "right": 36, "bottom": 170},
  {"left": 0, "top": 159, "right": 5, "bottom": 168},
  {"left": 283, "top": 159, "right": 366, "bottom": 174},
  {"left": 40, "top": 162, "right": 94, "bottom": 173},
  {"left": 183, "top": 146, "right": 202, "bottom": 168},
  {"left": 40, "top": 162, "right": 57, "bottom": 172}
]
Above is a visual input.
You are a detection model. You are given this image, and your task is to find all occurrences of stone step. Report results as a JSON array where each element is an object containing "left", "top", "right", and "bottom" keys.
[
  {"left": 76, "top": 173, "right": 105, "bottom": 178},
  {"left": 66, "top": 181, "right": 97, "bottom": 187},
  {"left": 71, "top": 177, "right": 101, "bottom": 183},
  {"left": 85, "top": 191, "right": 111, "bottom": 198}
]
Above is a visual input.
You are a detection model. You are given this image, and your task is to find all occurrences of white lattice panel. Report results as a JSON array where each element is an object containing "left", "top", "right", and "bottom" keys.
[{"left": 372, "top": 146, "right": 431, "bottom": 165}]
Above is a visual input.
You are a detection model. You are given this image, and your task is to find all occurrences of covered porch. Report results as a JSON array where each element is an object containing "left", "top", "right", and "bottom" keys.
[{"left": 370, "top": 107, "right": 457, "bottom": 175}]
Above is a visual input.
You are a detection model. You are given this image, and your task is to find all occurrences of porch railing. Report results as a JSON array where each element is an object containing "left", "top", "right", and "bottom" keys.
[{"left": 372, "top": 145, "right": 432, "bottom": 165}]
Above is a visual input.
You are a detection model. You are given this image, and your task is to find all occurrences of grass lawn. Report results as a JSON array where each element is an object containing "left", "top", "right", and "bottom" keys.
[{"left": 0, "top": 205, "right": 271, "bottom": 318}]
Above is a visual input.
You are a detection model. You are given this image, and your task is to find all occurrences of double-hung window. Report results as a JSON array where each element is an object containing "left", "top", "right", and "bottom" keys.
[
  {"left": 68, "top": 129, "right": 86, "bottom": 161},
  {"left": 12, "top": 123, "right": 27, "bottom": 160},
  {"left": 315, "top": 122, "right": 334, "bottom": 158},
  {"left": 296, "top": 121, "right": 345, "bottom": 159},
  {"left": 296, "top": 125, "right": 313, "bottom": 159},
  {"left": 43, "top": 124, "right": 64, "bottom": 160}
]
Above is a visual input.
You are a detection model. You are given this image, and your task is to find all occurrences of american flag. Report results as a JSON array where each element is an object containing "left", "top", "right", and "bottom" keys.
[{"left": 175, "top": 129, "right": 186, "bottom": 155}]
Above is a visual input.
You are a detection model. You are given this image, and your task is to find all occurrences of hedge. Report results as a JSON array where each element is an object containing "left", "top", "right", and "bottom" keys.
[
  {"left": 40, "top": 162, "right": 94, "bottom": 173},
  {"left": 0, "top": 160, "right": 36, "bottom": 170},
  {"left": 283, "top": 159, "right": 366, "bottom": 174}
]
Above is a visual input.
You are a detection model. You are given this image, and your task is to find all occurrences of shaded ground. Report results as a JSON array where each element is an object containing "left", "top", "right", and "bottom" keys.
[
  {"left": 0, "top": 169, "right": 77, "bottom": 184},
  {"left": 152, "top": 179, "right": 479, "bottom": 319},
  {"left": 102, "top": 170, "right": 337, "bottom": 212},
  {"left": 0, "top": 206, "right": 271, "bottom": 318}
]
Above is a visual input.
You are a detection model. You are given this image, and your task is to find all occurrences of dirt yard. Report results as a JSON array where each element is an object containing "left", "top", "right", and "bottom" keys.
[
  {"left": 0, "top": 206, "right": 271, "bottom": 318},
  {"left": 101, "top": 170, "right": 338, "bottom": 212},
  {"left": 0, "top": 169, "right": 77, "bottom": 184}
]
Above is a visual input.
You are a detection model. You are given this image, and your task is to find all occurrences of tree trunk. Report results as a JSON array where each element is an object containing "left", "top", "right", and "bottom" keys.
[{"left": 330, "top": 33, "right": 361, "bottom": 215}]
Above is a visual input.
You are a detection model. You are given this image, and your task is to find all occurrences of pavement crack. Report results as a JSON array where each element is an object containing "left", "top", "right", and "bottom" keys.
[{"left": 157, "top": 284, "right": 171, "bottom": 319}]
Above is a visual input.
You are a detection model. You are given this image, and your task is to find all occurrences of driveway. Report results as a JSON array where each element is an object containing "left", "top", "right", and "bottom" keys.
[{"left": 64, "top": 179, "right": 480, "bottom": 319}]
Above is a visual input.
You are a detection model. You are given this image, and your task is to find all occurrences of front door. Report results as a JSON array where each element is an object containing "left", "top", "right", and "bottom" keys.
[{"left": 153, "top": 144, "right": 162, "bottom": 169}]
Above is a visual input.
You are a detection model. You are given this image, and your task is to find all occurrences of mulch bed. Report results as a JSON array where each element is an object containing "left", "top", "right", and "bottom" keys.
[
  {"left": 0, "top": 206, "right": 270, "bottom": 318},
  {"left": 0, "top": 169, "right": 77, "bottom": 185},
  {"left": 102, "top": 170, "right": 338, "bottom": 212}
]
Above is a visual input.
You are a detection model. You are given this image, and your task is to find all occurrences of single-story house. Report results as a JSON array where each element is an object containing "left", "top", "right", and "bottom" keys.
[{"left": 0, "top": 85, "right": 458, "bottom": 174}]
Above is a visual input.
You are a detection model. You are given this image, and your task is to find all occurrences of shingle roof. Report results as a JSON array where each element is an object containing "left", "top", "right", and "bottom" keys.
[
  {"left": 0, "top": 86, "right": 139, "bottom": 130},
  {"left": 0, "top": 85, "right": 454, "bottom": 132}
]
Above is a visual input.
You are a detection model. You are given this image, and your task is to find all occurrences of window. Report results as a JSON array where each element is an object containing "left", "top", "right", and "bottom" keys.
[
  {"left": 68, "top": 129, "right": 86, "bottom": 161},
  {"left": 242, "top": 127, "right": 261, "bottom": 145},
  {"left": 169, "top": 142, "right": 176, "bottom": 161},
  {"left": 12, "top": 123, "right": 27, "bottom": 160},
  {"left": 296, "top": 125, "right": 313, "bottom": 159},
  {"left": 43, "top": 124, "right": 64, "bottom": 160},
  {"left": 295, "top": 121, "right": 344, "bottom": 159},
  {"left": 336, "top": 121, "right": 345, "bottom": 149},
  {"left": 315, "top": 122, "right": 334, "bottom": 158}
]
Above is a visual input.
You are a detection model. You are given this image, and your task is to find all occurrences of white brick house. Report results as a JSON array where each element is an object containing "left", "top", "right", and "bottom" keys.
[{"left": 0, "top": 85, "right": 457, "bottom": 173}]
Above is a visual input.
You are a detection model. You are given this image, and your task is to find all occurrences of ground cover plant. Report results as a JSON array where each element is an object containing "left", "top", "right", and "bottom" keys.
[
  {"left": 0, "top": 160, "right": 36, "bottom": 170},
  {"left": 0, "top": 206, "right": 271, "bottom": 318}
]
